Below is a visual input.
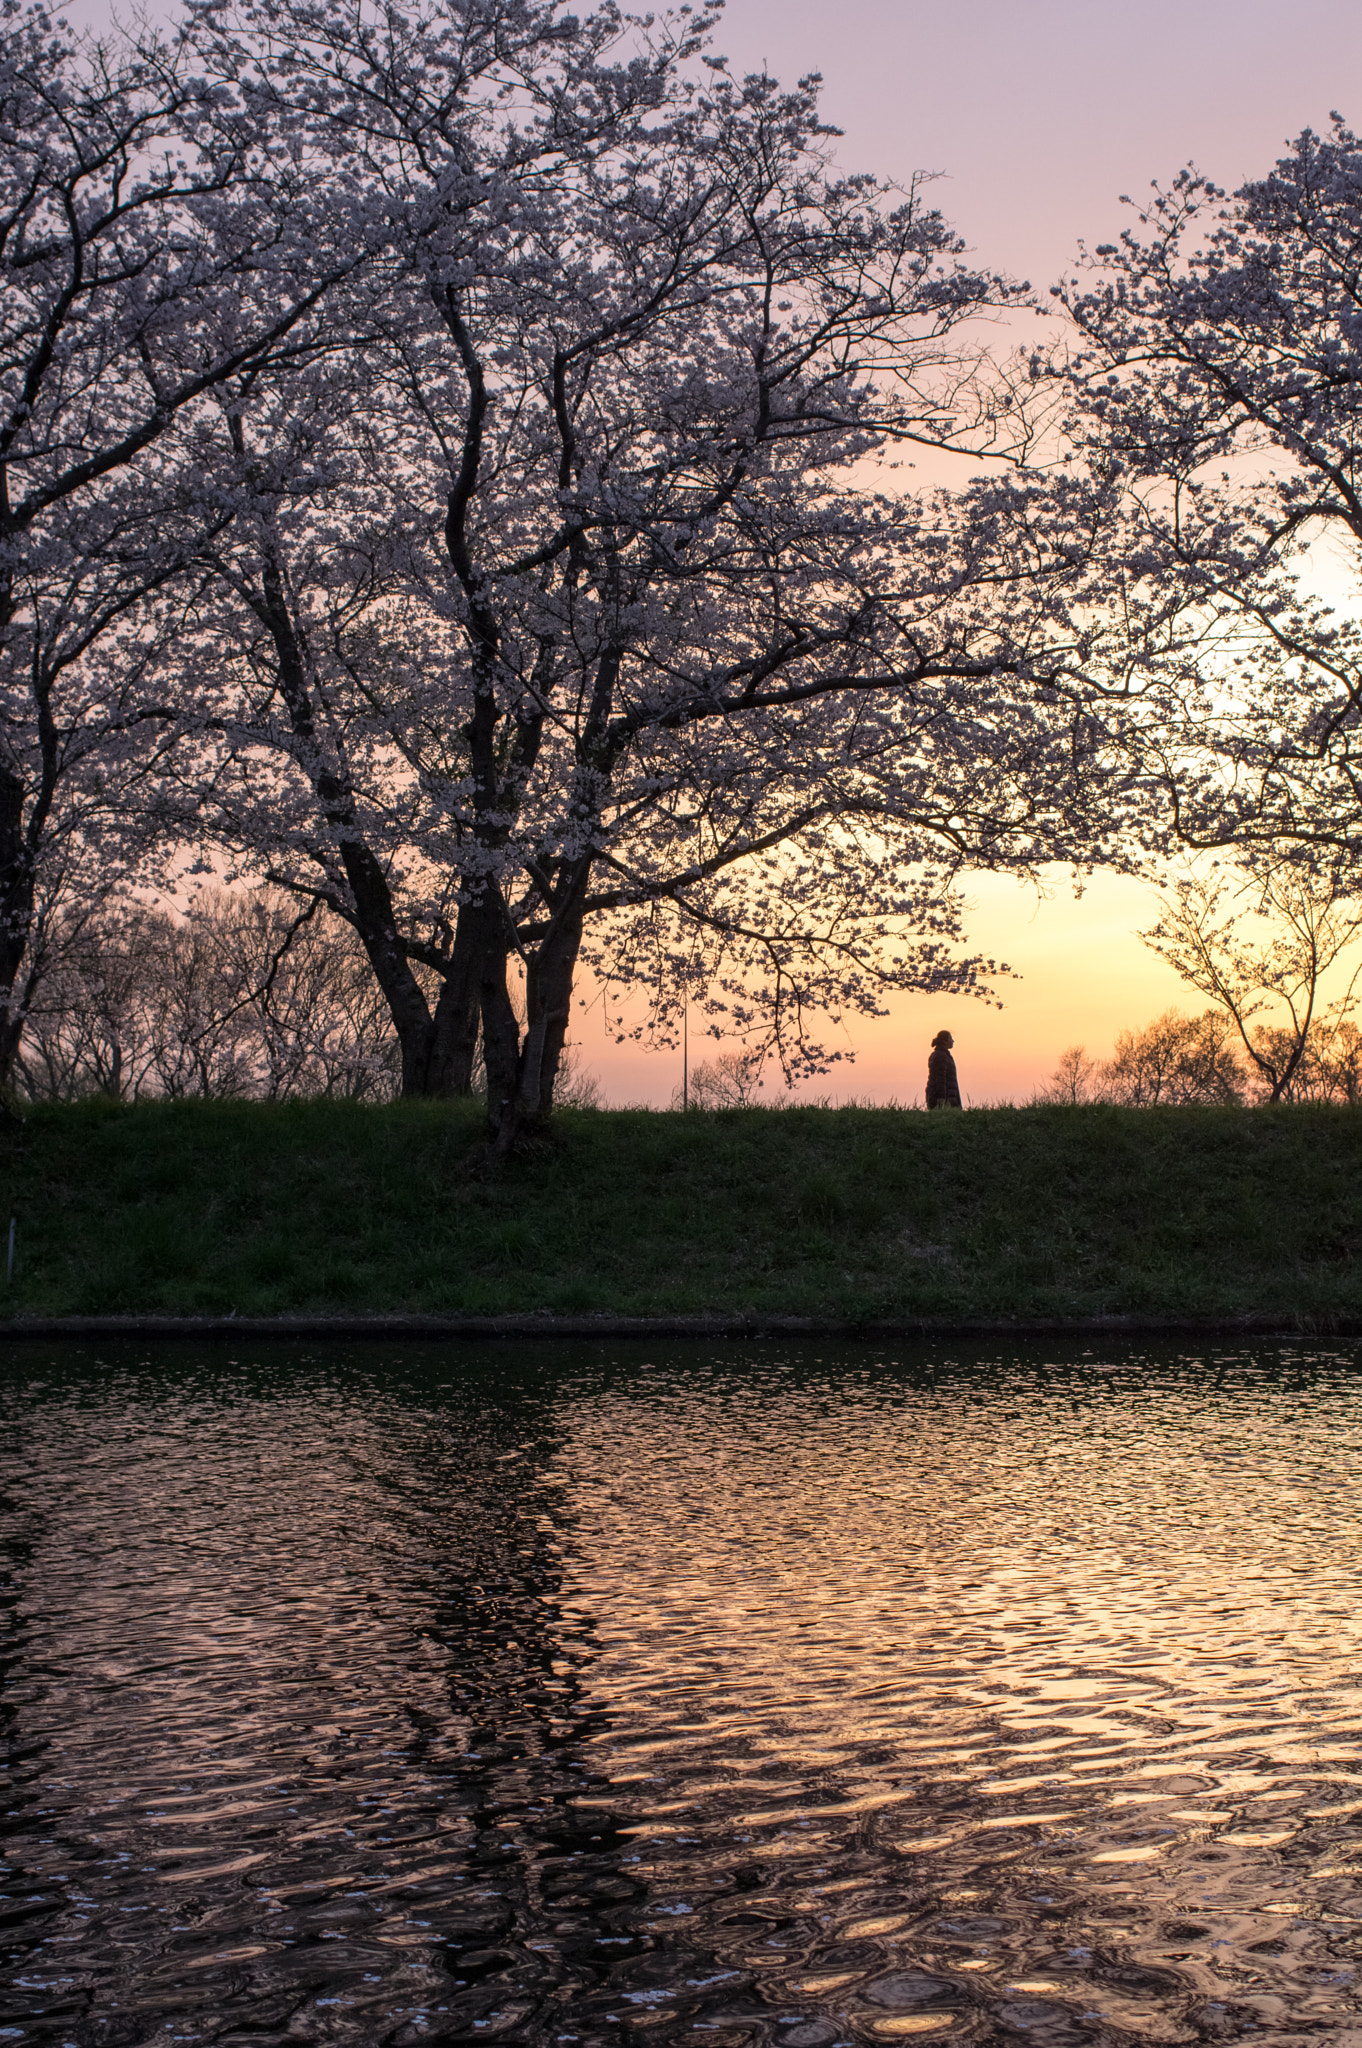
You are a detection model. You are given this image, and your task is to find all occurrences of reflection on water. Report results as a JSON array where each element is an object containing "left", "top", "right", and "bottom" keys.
[{"left": 1, "top": 1342, "right": 1361, "bottom": 2048}]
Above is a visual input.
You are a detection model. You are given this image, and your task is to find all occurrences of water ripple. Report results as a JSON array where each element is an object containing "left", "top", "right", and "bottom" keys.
[{"left": 1, "top": 1342, "right": 1361, "bottom": 2048}]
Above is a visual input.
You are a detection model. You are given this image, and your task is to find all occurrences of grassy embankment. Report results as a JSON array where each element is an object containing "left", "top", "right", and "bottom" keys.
[{"left": 3, "top": 1096, "right": 1362, "bottom": 1325}]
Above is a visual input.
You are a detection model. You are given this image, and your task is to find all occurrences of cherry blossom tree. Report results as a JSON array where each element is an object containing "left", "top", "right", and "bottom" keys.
[
  {"left": 157, "top": 0, "right": 1130, "bottom": 1145},
  {"left": 0, "top": 0, "right": 367, "bottom": 1086},
  {"left": 1054, "top": 120, "right": 1362, "bottom": 870}
]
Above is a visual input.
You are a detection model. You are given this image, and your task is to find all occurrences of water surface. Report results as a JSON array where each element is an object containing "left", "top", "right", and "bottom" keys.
[{"left": 2, "top": 1340, "right": 1361, "bottom": 2047}]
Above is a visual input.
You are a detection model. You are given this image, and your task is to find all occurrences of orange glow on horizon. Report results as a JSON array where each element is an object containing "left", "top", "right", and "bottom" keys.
[{"left": 573, "top": 869, "right": 1200, "bottom": 1108}]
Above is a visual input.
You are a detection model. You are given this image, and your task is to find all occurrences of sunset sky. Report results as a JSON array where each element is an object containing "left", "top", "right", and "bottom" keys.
[{"left": 589, "top": 0, "right": 1362, "bottom": 1107}]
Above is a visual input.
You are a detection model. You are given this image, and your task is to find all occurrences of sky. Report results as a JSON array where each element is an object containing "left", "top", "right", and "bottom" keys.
[
  {"left": 717, "top": 0, "right": 1362, "bottom": 300},
  {"left": 72, "top": 0, "right": 1362, "bottom": 1104},
  {"left": 592, "top": 0, "right": 1362, "bottom": 1108}
]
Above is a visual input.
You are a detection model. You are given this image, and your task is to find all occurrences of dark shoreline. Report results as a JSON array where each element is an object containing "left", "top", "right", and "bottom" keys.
[{"left": 3, "top": 1311, "right": 1358, "bottom": 1341}]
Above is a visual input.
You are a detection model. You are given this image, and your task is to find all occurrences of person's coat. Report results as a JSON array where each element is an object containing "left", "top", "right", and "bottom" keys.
[{"left": 926, "top": 1043, "right": 961, "bottom": 1109}]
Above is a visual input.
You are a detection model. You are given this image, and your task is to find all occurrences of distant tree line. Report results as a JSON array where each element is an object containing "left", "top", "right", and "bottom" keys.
[
  {"left": 1036, "top": 1007, "right": 1351, "bottom": 1105},
  {"left": 1037, "top": 1009, "right": 1362, "bottom": 1108},
  {"left": 13, "top": 893, "right": 398, "bottom": 1103}
]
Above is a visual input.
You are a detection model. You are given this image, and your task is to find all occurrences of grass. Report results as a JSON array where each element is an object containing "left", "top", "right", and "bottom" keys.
[{"left": 2, "top": 1095, "right": 1362, "bottom": 1325}]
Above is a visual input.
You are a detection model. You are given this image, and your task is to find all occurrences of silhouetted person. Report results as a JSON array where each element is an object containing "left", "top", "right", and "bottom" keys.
[{"left": 926, "top": 1030, "right": 962, "bottom": 1109}]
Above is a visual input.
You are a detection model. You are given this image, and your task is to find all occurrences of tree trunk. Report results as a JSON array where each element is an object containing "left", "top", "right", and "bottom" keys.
[
  {"left": 481, "top": 951, "right": 524, "bottom": 1153},
  {"left": 518, "top": 881, "right": 590, "bottom": 1121},
  {"left": 244, "top": 534, "right": 486, "bottom": 1099},
  {"left": 0, "top": 997, "right": 23, "bottom": 1093},
  {"left": 484, "top": 863, "right": 592, "bottom": 1153},
  {"left": 425, "top": 913, "right": 483, "bottom": 1095},
  {"left": 332, "top": 836, "right": 445, "bottom": 1096},
  {"left": 0, "top": 760, "right": 33, "bottom": 1094}
]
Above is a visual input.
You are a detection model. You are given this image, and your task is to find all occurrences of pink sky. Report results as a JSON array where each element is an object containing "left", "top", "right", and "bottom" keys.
[{"left": 716, "top": 0, "right": 1362, "bottom": 295}]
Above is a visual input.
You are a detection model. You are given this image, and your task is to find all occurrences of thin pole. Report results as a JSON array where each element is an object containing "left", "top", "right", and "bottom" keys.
[
  {"left": 682, "top": 1001, "right": 688, "bottom": 1110},
  {"left": 6, "top": 1217, "right": 13, "bottom": 1284}
]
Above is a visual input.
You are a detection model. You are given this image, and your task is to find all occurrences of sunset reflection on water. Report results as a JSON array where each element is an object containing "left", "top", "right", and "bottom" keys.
[{"left": 1, "top": 1341, "right": 1360, "bottom": 2046}]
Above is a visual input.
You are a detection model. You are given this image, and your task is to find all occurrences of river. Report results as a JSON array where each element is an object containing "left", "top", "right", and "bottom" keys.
[{"left": 1, "top": 1339, "right": 1360, "bottom": 2046}]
